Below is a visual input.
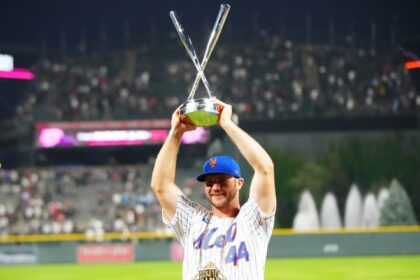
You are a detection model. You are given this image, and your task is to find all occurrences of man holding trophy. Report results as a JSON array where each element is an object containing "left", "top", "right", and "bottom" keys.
[{"left": 151, "top": 4, "right": 276, "bottom": 280}]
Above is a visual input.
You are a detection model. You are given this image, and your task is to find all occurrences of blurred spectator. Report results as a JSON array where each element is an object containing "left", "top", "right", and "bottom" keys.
[
  {"left": 0, "top": 165, "right": 175, "bottom": 234},
  {"left": 15, "top": 35, "right": 418, "bottom": 125}
]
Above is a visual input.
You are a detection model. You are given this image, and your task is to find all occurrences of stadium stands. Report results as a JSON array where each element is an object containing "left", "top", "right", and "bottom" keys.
[
  {"left": 15, "top": 36, "right": 419, "bottom": 124},
  {"left": 1, "top": 30, "right": 418, "bottom": 235},
  {"left": 0, "top": 165, "right": 206, "bottom": 235}
]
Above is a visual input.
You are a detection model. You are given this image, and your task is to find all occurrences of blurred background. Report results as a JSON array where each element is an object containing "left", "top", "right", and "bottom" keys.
[{"left": 0, "top": 0, "right": 419, "bottom": 272}]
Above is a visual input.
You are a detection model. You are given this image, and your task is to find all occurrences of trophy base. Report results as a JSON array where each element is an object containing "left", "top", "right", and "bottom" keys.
[{"left": 180, "top": 98, "right": 219, "bottom": 127}]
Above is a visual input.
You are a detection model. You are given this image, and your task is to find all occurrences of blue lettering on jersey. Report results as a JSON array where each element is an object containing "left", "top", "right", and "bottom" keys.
[
  {"left": 225, "top": 242, "right": 249, "bottom": 266},
  {"left": 193, "top": 230, "right": 205, "bottom": 249},
  {"left": 226, "top": 223, "right": 237, "bottom": 242},
  {"left": 203, "top": 227, "right": 217, "bottom": 249},
  {"left": 193, "top": 223, "right": 249, "bottom": 266}
]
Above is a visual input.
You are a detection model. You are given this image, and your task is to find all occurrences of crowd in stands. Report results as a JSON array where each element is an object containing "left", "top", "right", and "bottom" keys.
[
  {"left": 2, "top": 33, "right": 418, "bottom": 236},
  {"left": 15, "top": 34, "right": 419, "bottom": 124},
  {"left": 0, "top": 165, "right": 204, "bottom": 236}
]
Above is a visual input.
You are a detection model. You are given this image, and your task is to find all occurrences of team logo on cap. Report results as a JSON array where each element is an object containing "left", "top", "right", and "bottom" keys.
[{"left": 209, "top": 158, "right": 217, "bottom": 168}]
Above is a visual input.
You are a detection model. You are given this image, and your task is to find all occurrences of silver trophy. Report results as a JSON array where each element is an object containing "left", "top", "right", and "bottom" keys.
[{"left": 170, "top": 4, "right": 230, "bottom": 127}]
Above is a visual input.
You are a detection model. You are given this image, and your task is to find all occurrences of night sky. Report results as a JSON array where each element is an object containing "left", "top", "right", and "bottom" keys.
[{"left": 1, "top": 0, "right": 419, "bottom": 52}]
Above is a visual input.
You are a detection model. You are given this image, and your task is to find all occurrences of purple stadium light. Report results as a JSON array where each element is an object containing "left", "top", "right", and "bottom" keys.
[{"left": 0, "top": 68, "right": 35, "bottom": 80}]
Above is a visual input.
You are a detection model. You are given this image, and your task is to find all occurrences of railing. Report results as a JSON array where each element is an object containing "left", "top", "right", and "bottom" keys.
[{"left": 2, "top": 225, "right": 419, "bottom": 243}]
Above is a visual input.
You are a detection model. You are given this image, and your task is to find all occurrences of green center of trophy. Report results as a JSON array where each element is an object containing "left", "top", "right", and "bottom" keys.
[{"left": 186, "top": 110, "right": 219, "bottom": 127}]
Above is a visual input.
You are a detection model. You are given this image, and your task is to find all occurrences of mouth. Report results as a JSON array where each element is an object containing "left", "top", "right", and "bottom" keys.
[{"left": 212, "top": 193, "right": 225, "bottom": 199}]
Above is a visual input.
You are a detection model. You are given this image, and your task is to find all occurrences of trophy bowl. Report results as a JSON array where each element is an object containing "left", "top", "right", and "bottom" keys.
[{"left": 179, "top": 98, "right": 219, "bottom": 127}]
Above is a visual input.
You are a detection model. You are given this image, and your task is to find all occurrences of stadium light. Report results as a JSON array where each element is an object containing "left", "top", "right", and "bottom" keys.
[
  {"left": 0, "top": 68, "right": 35, "bottom": 80},
  {"left": 0, "top": 53, "right": 14, "bottom": 71},
  {"left": 404, "top": 60, "right": 420, "bottom": 70}
]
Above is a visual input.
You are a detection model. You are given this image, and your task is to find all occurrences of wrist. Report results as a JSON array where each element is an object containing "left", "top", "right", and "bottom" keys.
[
  {"left": 220, "top": 118, "right": 234, "bottom": 128},
  {"left": 169, "top": 128, "right": 184, "bottom": 141}
]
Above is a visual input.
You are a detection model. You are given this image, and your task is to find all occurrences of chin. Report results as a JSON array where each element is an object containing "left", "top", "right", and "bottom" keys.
[
  {"left": 211, "top": 197, "right": 228, "bottom": 208},
  {"left": 212, "top": 202, "right": 226, "bottom": 208}
]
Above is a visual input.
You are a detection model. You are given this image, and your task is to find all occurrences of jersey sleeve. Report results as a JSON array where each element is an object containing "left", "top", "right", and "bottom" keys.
[
  {"left": 240, "top": 195, "right": 276, "bottom": 238},
  {"left": 162, "top": 193, "right": 207, "bottom": 246}
]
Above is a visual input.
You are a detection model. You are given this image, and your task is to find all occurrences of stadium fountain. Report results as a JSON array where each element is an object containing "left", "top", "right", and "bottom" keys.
[
  {"left": 293, "top": 190, "right": 320, "bottom": 230},
  {"left": 361, "top": 193, "right": 380, "bottom": 228},
  {"left": 377, "top": 187, "right": 390, "bottom": 211},
  {"left": 344, "top": 184, "right": 363, "bottom": 228},
  {"left": 320, "top": 192, "right": 342, "bottom": 229}
]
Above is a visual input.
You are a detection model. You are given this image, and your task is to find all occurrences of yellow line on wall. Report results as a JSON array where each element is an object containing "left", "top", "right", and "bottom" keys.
[
  {"left": 1, "top": 226, "right": 419, "bottom": 243},
  {"left": 272, "top": 225, "right": 420, "bottom": 235},
  {"left": 0, "top": 232, "right": 175, "bottom": 243}
]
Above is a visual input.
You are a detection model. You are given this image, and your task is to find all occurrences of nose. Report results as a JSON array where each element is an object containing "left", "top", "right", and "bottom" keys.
[{"left": 211, "top": 182, "right": 222, "bottom": 190}]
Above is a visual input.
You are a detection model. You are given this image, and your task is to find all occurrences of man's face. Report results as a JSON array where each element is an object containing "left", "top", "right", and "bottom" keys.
[{"left": 204, "top": 174, "right": 242, "bottom": 209}]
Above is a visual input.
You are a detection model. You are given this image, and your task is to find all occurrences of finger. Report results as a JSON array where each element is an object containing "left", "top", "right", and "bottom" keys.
[
  {"left": 212, "top": 99, "right": 228, "bottom": 114},
  {"left": 181, "top": 121, "right": 196, "bottom": 131},
  {"left": 212, "top": 98, "right": 227, "bottom": 106}
]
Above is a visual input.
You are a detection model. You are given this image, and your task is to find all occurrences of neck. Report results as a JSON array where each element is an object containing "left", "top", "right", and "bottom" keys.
[{"left": 211, "top": 205, "right": 240, "bottom": 218}]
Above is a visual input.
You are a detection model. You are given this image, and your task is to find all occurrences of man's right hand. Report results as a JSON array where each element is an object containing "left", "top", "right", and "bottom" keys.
[{"left": 171, "top": 107, "right": 196, "bottom": 136}]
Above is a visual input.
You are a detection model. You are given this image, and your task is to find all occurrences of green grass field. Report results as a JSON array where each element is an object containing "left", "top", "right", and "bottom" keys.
[{"left": 0, "top": 256, "right": 419, "bottom": 280}]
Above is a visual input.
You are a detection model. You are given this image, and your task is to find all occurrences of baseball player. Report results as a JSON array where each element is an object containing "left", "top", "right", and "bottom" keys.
[{"left": 151, "top": 99, "right": 276, "bottom": 280}]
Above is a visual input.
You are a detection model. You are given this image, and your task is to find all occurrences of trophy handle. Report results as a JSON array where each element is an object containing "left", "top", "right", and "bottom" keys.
[
  {"left": 169, "top": 4, "right": 231, "bottom": 127},
  {"left": 187, "top": 4, "right": 230, "bottom": 100},
  {"left": 169, "top": 11, "right": 214, "bottom": 99}
]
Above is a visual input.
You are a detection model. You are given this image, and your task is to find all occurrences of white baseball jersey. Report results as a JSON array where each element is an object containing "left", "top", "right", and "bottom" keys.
[{"left": 163, "top": 193, "right": 275, "bottom": 280}]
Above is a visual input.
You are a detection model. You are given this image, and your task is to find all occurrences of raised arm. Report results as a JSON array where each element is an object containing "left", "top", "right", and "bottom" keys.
[
  {"left": 215, "top": 99, "right": 276, "bottom": 215},
  {"left": 150, "top": 107, "right": 196, "bottom": 220}
]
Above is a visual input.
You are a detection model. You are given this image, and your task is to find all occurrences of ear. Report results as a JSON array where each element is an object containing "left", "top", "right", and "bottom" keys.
[{"left": 236, "top": 178, "right": 244, "bottom": 191}]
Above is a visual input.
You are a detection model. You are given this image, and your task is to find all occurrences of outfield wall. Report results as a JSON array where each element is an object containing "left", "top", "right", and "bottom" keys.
[
  {"left": 1, "top": 228, "right": 419, "bottom": 264},
  {"left": 269, "top": 229, "right": 420, "bottom": 257}
]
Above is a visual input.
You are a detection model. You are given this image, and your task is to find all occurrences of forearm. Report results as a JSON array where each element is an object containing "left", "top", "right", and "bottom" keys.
[
  {"left": 151, "top": 106, "right": 196, "bottom": 219},
  {"left": 151, "top": 128, "right": 183, "bottom": 192},
  {"left": 221, "top": 118, "right": 276, "bottom": 213},
  {"left": 220, "top": 119, "right": 273, "bottom": 173}
]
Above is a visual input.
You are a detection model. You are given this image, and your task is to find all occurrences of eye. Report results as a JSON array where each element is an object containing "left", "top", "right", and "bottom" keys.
[
  {"left": 205, "top": 177, "right": 230, "bottom": 187},
  {"left": 205, "top": 180, "right": 222, "bottom": 186},
  {"left": 205, "top": 181, "right": 213, "bottom": 187}
]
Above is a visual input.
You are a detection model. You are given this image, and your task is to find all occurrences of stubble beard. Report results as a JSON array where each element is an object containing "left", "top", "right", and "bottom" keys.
[{"left": 207, "top": 190, "right": 237, "bottom": 210}]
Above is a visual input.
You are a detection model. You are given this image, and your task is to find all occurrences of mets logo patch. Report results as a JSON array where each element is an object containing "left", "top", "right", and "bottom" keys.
[{"left": 209, "top": 158, "right": 217, "bottom": 168}]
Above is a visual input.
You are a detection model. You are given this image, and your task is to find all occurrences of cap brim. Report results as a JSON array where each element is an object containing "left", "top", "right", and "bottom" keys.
[{"left": 196, "top": 171, "right": 240, "bottom": 182}]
